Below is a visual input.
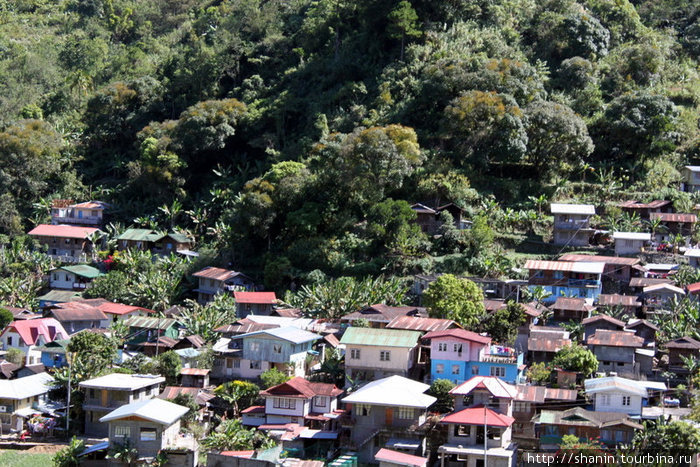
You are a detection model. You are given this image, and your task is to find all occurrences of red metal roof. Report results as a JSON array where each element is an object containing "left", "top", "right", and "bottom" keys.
[
  {"left": 619, "top": 200, "right": 671, "bottom": 209},
  {"left": 687, "top": 282, "right": 700, "bottom": 294},
  {"left": 1, "top": 318, "right": 68, "bottom": 345},
  {"left": 422, "top": 328, "right": 491, "bottom": 344},
  {"left": 650, "top": 212, "right": 697, "bottom": 223},
  {"left": 220, "top": 451, "right": 255, "bottom": 459},
  {"left": 374, "top": 448, "right": 428, "bottom": 467},
  {"left": 28, "top": 224, "right": 99, "bottom": 239},
  {"left": 441, "top": 406, "right": 515, "bottom": 427},
  {"left": 241, "top": 405, "right": 265, "bottom": 414},
  {"left": 193, "top": 267, "right": 246, "bottom": 281},
  {"left": 234, "top": 291, "right": 277, "bottom": 304}
]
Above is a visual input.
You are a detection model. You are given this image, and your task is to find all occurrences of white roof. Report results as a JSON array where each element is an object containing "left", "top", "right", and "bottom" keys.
[
  {"left": 550, "top": 203, "right": 595, "bottom": 215},
  {"left": 450, "top": 376, "right": 517, "bottom": 399},
  {"left": 234, "top": 326, "right": 320, "bottom": 344},
  {"left": 643, "top": 283, "right": 685, "bottom": 295},
  {"left": 0, "top": 372, "right": 54, "bottom": 400},
  {"left": 635, "top": 348, "right": 656, "bottom": 357},
  {"left": 79, "top": 373, "right": 165, "bottom": 390},
  {"left": 584, "top": 376, "right": 648, "bottom": 398},
  {"left": 613, "top": 232, "right": 651, "bottom": 241},
  {"left": 685, "top": 166, "right": 700, "bottom": 172},
  {"left": 100, "top": 398, "right": 189, "bottom": 425},
  {"left": 684, "top": 249, "right": 700, "bottom": 257},
  {"left": 246, "top": 315, "right": 314, "bottom": 330},
  {"left": 342, "top": 376, "right": 436, "bottom": 408},
  {"left": 644, "top": 263, "right": 678, "bottom": 271},
  {"left": 524, "top": 260, "right": 605, "bottom": 274}
]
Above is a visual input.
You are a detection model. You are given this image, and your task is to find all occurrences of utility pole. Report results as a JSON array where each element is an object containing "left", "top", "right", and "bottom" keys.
[
  {"left": 66, "top": 352, "right": 72, "bottom": 434},
  {"left": 484, "top": 403, "right": 488, "bottom": 467}
]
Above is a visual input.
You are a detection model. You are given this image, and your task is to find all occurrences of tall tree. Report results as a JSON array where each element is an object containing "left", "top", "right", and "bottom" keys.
[
  {"left": 387, "top": 0, "right": 421, "bottom": 61},
  {"left": 422, "top": 275, "right": 486, "bottom": 329}
]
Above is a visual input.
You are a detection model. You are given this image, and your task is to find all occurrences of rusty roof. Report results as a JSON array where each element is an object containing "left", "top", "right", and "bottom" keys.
[
  {"left": 687, "top": 282, "right": 700, "bottom": 294},
  {"left": 650, "top": 212, "right": 697, "bottom": 223},
  {"left": 214, "top": 319, "right": 278, "bottom": 335},
  {"left": 233, "top": 291, "right": 277, "bottom": 304},
  {"left": 587, "top": 330, "right": 643, "bottom": 347},
  {"left": 527, "top": 337, "right": 571, "bottom": 353},
  {"left": 558, "top": 254, "right": 640, "bottom": 266},
  {"left": 193, "top": 266, "right": 250, "bottom": 281},
  {"left": 260, "top": 376, "right": 342, "bottom": 399},
  {"left": 50, "top": 307, "right": 107, "bottom": 322},
  {"left": 386, "top": 316, "right": 457, "bottom": 332},
  {"left": 179, "top": 368, "right": 210, "bottom": 376},
  {"left": 423, "top": 328, "right": 491, "bottom": 344},
  {"left": 484, "top": 299, "right": 507, "bottom": 312},
  {"left": 274, "top": 308, "right": 302, "bottom": 318},
  {"left": 597, "top": 294, "right": 641, "bottom": 308},
  {"left": 551, "top": 297, "right": 593, "bottom": 312},
  {"left": 544, "top": 387, "right": 578, "bottom": 401},
  {"left": 664, "top": 336, "right": 700, "bottom": 349},
  {"left": 158, "top": 386, "right": 215, "bottom": 406},
  {"left": 625, "top": 319, "right": 659, "bottom": 332},
  {"left": 515, "top": 384, "right": 546, "bottom": 403},
  {"left": 582, "top": 314, "right": 626, "bottom": 327},
  {"left": 629, "top": 277, "right": 673, "bottom": 288},
  {"left": 619, "top": 200, "right": 671, "bottom": 209},
  {"left": 342, "top": 304, "right": 426, "bottom": 323}
]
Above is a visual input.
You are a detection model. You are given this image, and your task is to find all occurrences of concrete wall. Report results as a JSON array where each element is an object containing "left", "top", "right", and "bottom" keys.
[
  {"left": 344, "top": 344, "right": 414, "bottom": 373},
  {"left": 430, "top": 338, "right": 483, "bottom": 361},
  {"left": 615, "top": 240, "right": 645, "bottom": 256},
  {"left": 593, "top": 392, "right": 643, "bottom": 415},
  {"left": 108, "top": 419, "right": 178, "bottom": 458}
]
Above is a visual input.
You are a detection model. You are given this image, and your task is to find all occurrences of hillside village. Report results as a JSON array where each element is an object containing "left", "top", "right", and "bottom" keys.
[
  {"left": 0, "top": 0, "right": 699, "bottom": 465},
  {"left": 0, "top": 191, "right": 699, "bottom": 466}
]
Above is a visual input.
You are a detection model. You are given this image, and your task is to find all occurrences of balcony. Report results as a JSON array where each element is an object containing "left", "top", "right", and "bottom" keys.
[
  {"left": 567, "top": 279, "right": 600, "bottom": 287},
  {"left": 52, "top": 215, "right": 102, "bottom": 225}
]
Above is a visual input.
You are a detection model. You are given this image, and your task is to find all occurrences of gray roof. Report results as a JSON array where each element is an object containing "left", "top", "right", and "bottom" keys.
[
  {"left": 232, "top": 326, "right": 321, "bottom": 344},
  {"left": 100, "top": 398, "right": 189, "bottom": 425},
  {"left": 79, "top": 373, "right": 165, "bottom": 390}
]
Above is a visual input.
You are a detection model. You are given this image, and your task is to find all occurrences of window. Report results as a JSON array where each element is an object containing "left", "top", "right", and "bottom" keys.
[
  {"left": 350, "top": 349, "right": 361, "bottom": 360},
  {"left": 52, "top": 273, "right": 57, "bottom": 281},
  {"left": 514, "top": 401, "right": 529, "bottom": 412},
  {"left": 456, "top": 425, "right": 470, "bottom": 437},
  {"left": 625, "top": 239, "right": 634, "bottom": 247},
  {"left": 437, "top": 343, "right": 447, "bottom": 352},
  {"left": 601, "top": 429, "right": 610, "bottom": 440},
  {"left": 472, "top": 365, "right": 479, "bottom": 376},
  {"left": 453, "top": 343, "right": 463, "bottom": 353},
  {"left": 250, "top": 361, "right": 261, "bottom": 370},
  {"left": 436, "top": 364, "right": 444, "bottom": 374},
  {"left": 533, "top": 270, "right": 544, "bottom": 278},
  {"left": 600, "top": 395, "right": 610, "bottom": 405},
  {"left": 314, "top": 396, "right": 327, "bottom": 408},
  {"left": 487, "top": 427, "right": 501, "bottom": 440},
  {"left": 553, "top": 271, "right": 564, "bottom": 279},
  {"left": 273, "top": 398, "right": 296, "bottom": 409},
  {"left": 490, "top": 366, "right": 505, "bottom": 377},
  {"left": 357, "top": 404, "right": 370, "bottom": 416},
  {"left": 226, "top": 359, "right": 233, "bottom": 369},
  {"left": 452, "top": 365, "right": 460, "bottom": 375},
  {"left": 250, "top": 342, "right": 260, "bottom": 352},
  {"left": 622, "top": 396, "right": 631, "bottom": 406},
  {"left": 273, "top": 344, "right": 282, "bottom": 354},
  {"left": 114, "top": 426, "right": 130, "bottom": 440},
  {"left": 397, "top": 407, "right": 413, "bottom": 419},
  {"left": 140, "top": 428, "right": 157, "bottom": 441},
  {"left": 6, "top": 336, "right": 11, "bottom": 347},
  {"left": 380, "top": 351, "right": 391, "bottom": 361},
  {"left": 233, "top": 359, "right": 240, "bottom": 368}
]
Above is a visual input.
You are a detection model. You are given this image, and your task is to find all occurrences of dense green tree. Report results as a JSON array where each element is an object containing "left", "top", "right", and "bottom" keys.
[
  {"left": 153, "top": 351, "right": 182, "bottom": 386},
  {"left": 481, "top": 301, "right": 525, "bottom": 345},
  {"left": 422, "top": 275, "right": 486, "bottom": 329},
  {"left": 260, "top": 368, "right": 290, "bottom": 389},
  {"left": 202, "top": 419, "right": 276, "bottom": 451},
  {"left": 0, "top": 307, "right": 14, "bottom": 330},
  {"left": 387, "top": 1, "right": 421, "bottom": 61},
  {"left": 215, "top": 380, "right": 261, "bottom": 416},
  {"left": 52, "top": 437, "right": 86, "bottom": 467},
  {"left": 552, "top": 343, "right": 598, "bottom": 377},
  {"left": 428, "top": 379, "right": 455, "bottom": 413},
  {"left": 67, "top": 331, "right": 118, "bottom": 379},
  {"left": 631, "top": 420, "right": 700, "bottom": 459}
]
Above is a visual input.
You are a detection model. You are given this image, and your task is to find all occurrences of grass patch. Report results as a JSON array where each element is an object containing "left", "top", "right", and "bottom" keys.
[{"left": 0, "top": 450, "right": 55, "bottom": 467}]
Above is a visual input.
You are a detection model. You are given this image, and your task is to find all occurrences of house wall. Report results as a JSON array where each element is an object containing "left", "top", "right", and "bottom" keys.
[
  {"left": 446, "top": 424, "right": 512, "bottom": 448},
  {"left": 430, "top": 338, "right": 483, "bottom": 361},
  {"left": 34, "top": 236, "right": 91, "bottom": 259},
  {"left": 591, "top": 345, "right": 635, "bottom": 364},
  {"left": 212, "top": 355, "right": 271, "bottom": 380},
  {"left": 83, "top": 385, "right": 161, "bottom": 436},
  {"left": 50, "top": 271, "right": 76, "bottom": 290},
  {"left": 264, "top": 397, "right": 309, "bottom": 418},
  {"left": 440, "top": 452, "right": 514, "bottom": 467},
  {"left": 584, "top": 323, "right": 623, "bottom": 341},
  {"left": 615, "top": 240, "right": 645, "bottom": 256},
  {"left": 60, "top": 319, "right": 108, "bottom": 334},
  {"left": 344, "top": 344, "right": 415, "bottom": 373},
  {"left": 41, "top": 351, "right": 67, "bottom": 368},
  {"left": 108, "top": 419, "right": 179, "bottom": 458},
  {"left": 350, "top": 404, "right": 426, "bottom": 444},
  {"left": 593, "top": 392, "right": 643, "bottom": 415}
]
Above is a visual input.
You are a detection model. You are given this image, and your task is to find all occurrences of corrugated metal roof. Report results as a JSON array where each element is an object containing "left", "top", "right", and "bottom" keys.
[
  {"left": 665, "top": 336, "right": 700, "bottom": 349},
  {"left": 51, "top": 307, "right": 107, "bottom": 322},
  {"left": 559, "top": 253, "right": 641, "bottom": 266},
  {"left": 234, "top": 326, "right": 320, "bottom": 344},
  {"left": 38, "top": 290, "right": 83, "bottom": 303},
  {"left": 550, "top": 203, "right": 595, "bottom": 215},
  {"left": 644, "top": 283, "right": 685, "bottom": 294},
  {"left": 422, "top": 328, "right": 491, "bottom": 344},
  {"left": 28, "top": 224, "right": 99, "bottom": 239},
  {"left": 587, "top": 329, "right": 643, "bottom": 347},
  {"left": 340, "top": 327, "right": 421, "bottom": 347},
  {"left": 619, "top": 200, "right": 671, "bottom": 209},
  {"left": 57, "top": 264, "right": 102, "bottom": 278},
  {"left": 524, "top": 260, "right": 604, "bottom": 274},
  {"left": 684, "top": 249, "right": 700, "bottom": 257},
  {"left": 123, "top": 316, "right": 181, "bottom": 330},
  {"left": 342, "top": 375, "right": 435, "bottom": 408},
  {"left": 342, "top": 304, "right": 426, "bottom": 322},
  {"left": 99, "top": 398, "right": 189, "bottom": 425},
  {"left": 597, "top": 294, "right": 641, "bottom": 307},
  {"left": 527, "top": 337, "right": 570, "bottom": 353},
  {"left": 193, "top": 266, "right": 238, "bottom": 281},
  {"left": 515, "top": 385, "right": 546, "bottom": 403},
  {"left": 582, "top": 314, "right": 625, "bottom": 327},
  {"left": 629, "top": 277, "right": 673, "bottom": 288},
  {"left": 386, "top": 316, "right": 456, "bottom": 332},
  {"left": 584, "top": 376, "right": 648, "bottom": 397},
  {"left": 441, "top": 406, "right": 515, "bottom": 427},
  {"left": 234, "top": 291, "right": 277, "bottom": 304},
  {"left": 80, "top": 373, "right": 165, "bottom": 390},
  {"left": 0, "top": 372, "right": 54, "bottom": 400},
  {"left": 551, "top": 297, "right": 592, "bottom": 312},
  {"left": 650, "top": 212, "right": 697, "bottom": 223},
  {"left": 180, "top": 368, "right": 210, "bottom": 376},
  {"left": 450, "top": 376, "right": 517, "bottom": 398},
  {"left": 543, "top": 387, "right": 578, "bottom": 401},
  {"left": 375, "top": 448, "right": 427, "bottom": 467}
]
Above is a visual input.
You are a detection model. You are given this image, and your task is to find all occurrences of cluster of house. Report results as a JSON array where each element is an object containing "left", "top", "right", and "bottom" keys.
[{"left": 0, "top": 199, "right": 698, "bottom": 466}]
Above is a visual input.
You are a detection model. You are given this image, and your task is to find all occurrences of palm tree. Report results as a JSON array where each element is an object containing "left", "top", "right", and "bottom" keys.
[
  {"left": 158, "top": 199, "right": 184, "bottom": 229},
  {"left": 528, "top": 194, "right": 548, "bottom": 216}
]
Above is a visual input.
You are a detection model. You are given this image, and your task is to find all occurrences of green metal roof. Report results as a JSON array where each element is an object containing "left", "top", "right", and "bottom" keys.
[
  {"left": 123, "top": 316, "right": 181, "bottom": 330},
  {"left": 339, "top": 327, "right": 421, "bottom": 348},
  {"left": 167, "top": 232, "right": 191, "bottom": 244},
  {"left": 38, "top": 290, "right": 83, "bottom": 303},
  {"left": 36, "top": 339, "right": 70, "bottom": 353},
  {"left": 117, "top": 229, "right": 164, "bottom": 242},
  {"left": 58, "top": 264, "right": 102, "bottom": 279}
]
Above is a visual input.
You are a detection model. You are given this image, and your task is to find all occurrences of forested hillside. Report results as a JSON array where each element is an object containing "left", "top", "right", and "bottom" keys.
[{"left": 0, "top": 0, "right": 698, "bottom": 288}]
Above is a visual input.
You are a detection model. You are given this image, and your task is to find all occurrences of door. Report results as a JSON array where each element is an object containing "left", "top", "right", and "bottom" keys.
[
  {"left": 476, "top": 426, "right": 485, "bottom": 443},
  {"left": 385, "top": 408, "right": 393, "bottom": 426},
  {"left": 476, "top": 460, "right": 485, "bottom": 467}
]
